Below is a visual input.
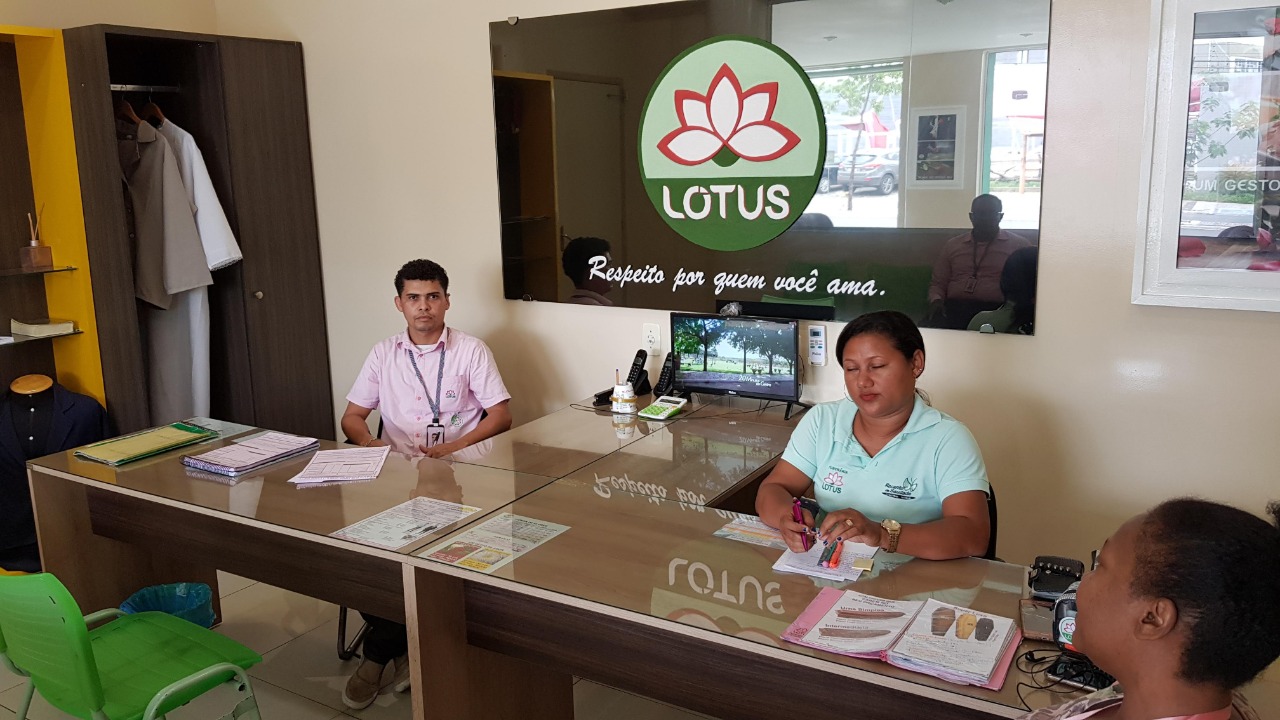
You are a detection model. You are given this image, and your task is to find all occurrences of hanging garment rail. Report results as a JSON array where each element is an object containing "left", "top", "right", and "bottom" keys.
[{"left": 109, "top": 83, "right": 180, "bottom": 93}]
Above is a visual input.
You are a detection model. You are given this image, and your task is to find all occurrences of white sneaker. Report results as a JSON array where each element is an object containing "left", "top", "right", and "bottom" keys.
[{"left": 391, "top": 654, "right": 411, "bottom": 693}]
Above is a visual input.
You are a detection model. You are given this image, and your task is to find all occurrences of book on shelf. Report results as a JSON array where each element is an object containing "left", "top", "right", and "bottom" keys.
[
  {"left": 782, "top": 588, "right": 1021, "bottom": 690},
  {"left": 11, "top": 318, "right": 75, "bottom": 337}
]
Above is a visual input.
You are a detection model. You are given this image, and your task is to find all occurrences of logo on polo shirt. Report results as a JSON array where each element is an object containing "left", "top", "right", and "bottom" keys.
[
  {"left": 445, "top": 389, "right": 458, "bottom": 400},
  {"left": 882, "top": 477, "right": 918, "bottom": 500},
  {"left": 638, "top": 35, "right": 825, "bottom": 251},
  {"left": 450, "top": 413, "right": 461, "bottom": 427},
  {"left": 820, "top": 470, "right": 845, "bottom": 494}
]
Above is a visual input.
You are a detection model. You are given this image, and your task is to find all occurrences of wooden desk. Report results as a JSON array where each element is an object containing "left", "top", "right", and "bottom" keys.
[
  {"left": 31, "top": 400, "right": 1220, "bottom": 720},
  {"left": 406, "top": 479, "right": 1050, "bottom": 720}
]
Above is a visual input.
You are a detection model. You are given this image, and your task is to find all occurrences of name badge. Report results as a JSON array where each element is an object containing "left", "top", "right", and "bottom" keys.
[{"left": 423, "top": 421, "right": 446, "bottom": 449}]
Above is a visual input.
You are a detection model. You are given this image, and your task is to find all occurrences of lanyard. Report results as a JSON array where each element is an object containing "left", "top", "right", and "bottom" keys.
[
  {"left": 406, "top": 343, "right": 447, "bottom": 424},
  {"left": 971, "top": 237, "right": 995, "bottom": 278}
]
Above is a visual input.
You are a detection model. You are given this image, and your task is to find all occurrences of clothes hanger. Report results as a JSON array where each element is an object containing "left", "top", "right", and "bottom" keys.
[
  {"left": 116, "top": 97, "right": 143, "bottom": 125},
  {"left": 10, "top": 374, "right": 53, "bottom": 395},
  {"left": 141, "top": 95, "right": 166, "bottom": 127}
]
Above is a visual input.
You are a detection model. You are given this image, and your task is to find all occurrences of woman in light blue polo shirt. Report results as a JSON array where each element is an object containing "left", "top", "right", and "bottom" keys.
[{"left": 756, "top": 311, "right": 990, "bottom": 559}]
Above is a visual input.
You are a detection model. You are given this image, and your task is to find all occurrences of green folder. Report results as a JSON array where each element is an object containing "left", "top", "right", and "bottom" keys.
[{"left": 74, "top": 422, "right": 219, "bottom": 466}]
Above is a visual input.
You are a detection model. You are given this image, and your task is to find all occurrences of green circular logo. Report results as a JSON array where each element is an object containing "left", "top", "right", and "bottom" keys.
[{"left": 639, "top": 35, "right": 826, "bottom": 252}]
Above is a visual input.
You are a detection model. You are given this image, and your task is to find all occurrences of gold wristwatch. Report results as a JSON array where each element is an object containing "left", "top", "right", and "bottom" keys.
[{"left": 881, "top": 518, "right": 902, "bottom": 553}]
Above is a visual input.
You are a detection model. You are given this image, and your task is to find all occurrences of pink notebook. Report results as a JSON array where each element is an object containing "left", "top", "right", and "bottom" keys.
[{"left": 782, "top": 587, "right": 1022, "bottom": 690}]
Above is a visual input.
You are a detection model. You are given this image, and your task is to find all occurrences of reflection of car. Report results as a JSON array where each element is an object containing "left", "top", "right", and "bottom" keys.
[
  {"left": 818, "top": 155, "right": 849, "bottom": 193},
  {"left": 818, "top": 151, "right": 899, "bottom": 195},
  {"left": 847, "top": 150, "right": 899, "bottom": 195}
]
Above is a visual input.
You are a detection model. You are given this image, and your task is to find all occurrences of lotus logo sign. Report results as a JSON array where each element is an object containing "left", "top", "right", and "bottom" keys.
[{"left": 640, "top": 36, "right": 825, "bottom": 251}]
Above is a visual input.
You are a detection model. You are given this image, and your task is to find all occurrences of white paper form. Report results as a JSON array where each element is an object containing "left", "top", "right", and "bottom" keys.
[
  {"left": 422, "top": 513, "right": 570, "bottom": 574},
  {"left": 329, "top": 497, "right": 482, "bottom": 550},
  {"left": 289, "top": 446, "right": 391, "bottom": 484},
  {"left": 184, "top": 431, "right": 317, "bottom": 474},
  {"left": 772, "top": 539, "right": 877, "bottom": 582}
]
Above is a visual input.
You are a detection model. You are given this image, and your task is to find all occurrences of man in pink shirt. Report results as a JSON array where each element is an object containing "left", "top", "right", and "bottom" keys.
[
  {"left": 342, "top": 259, "right": 511, "bottom": 459},
  {"left": 338, "top": 259, "right": 512, "bottom": 709}
]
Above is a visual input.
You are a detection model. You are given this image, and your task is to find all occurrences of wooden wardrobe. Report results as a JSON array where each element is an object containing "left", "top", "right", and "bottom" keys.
[{"left": 63, "top": 26, "right": 335, "bottom": 439}]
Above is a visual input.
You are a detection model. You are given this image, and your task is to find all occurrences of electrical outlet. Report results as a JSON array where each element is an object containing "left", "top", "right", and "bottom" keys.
[{"left": 642, "top": 323, "right": 661, "bottom": 352}]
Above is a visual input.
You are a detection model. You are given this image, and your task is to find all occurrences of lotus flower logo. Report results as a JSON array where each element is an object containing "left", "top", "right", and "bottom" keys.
[{"left": 658, "top": 64, "right": 801, "bottom": 167}]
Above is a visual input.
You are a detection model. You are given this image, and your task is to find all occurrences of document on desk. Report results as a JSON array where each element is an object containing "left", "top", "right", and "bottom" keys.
[
  {"left": 183, "top": 431, "right": 318, "bottom": 476},
  {"left": 771, "top": 540, "right": 877, "bottom": 583},
  {"left": 75, "top": 422, "right": 219, "bottom": 466},
  {"left": 289, "top": 446, "right": 391, "bottom": 484},
  {"left": 713, "top": 514, "right": 789, "bottom": 550},
  {"left": 330, "top": 497, "right": 482, "bottom": 550},
  {"left": 782, "top": 590, "right": 1021, "bottom": 690},
  {"left": 422, "top": 513, "right": 569, "bottom": 574}
]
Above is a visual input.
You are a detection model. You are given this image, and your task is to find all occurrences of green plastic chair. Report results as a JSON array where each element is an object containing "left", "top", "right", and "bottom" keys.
[{"left": 0, "top": 573, "right": 262, "bottom": 720}]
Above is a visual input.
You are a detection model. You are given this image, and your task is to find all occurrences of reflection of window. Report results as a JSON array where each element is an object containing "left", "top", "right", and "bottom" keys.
[
  {"left": 981, "top": 47, "right": 1046, "bottom": 230},
  {"left": 802, "top": 63, "right": 904, "bottom": 228},
  {"left": 1176, "top": 10, "right": 1278, "bottom": 270}
]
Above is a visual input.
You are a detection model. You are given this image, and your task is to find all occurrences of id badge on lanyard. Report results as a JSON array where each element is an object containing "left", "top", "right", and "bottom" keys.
[
  {"left": 424, "top": 421, "right": 446, "bottom": 449},
  {"left": 407, "top": 345, "right": 448, "bottom": 450}
]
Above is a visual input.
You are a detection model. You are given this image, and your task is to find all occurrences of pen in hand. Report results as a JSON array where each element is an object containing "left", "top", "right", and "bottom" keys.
[{"left": 792, "top": 498, "right": 811, "bottom": 551}]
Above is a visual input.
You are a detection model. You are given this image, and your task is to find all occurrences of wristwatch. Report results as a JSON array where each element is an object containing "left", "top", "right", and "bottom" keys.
[{"left": 881, "top": 518, "right": 902, "bottom": 553}]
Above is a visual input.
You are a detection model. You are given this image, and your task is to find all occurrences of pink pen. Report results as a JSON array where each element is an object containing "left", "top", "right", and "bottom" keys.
[{"left": 792, "top": 498, "right": 811, "bottom": 551}]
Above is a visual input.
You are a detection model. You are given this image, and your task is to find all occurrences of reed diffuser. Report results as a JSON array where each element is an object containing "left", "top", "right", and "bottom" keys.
[{"left": 20, "top": 205, "right": 52, "bottom": 270}]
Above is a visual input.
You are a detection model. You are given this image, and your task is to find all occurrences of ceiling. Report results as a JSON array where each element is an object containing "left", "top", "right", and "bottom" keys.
[{"left": 772, "top": 0, "right": 1051, "bottom": 68}]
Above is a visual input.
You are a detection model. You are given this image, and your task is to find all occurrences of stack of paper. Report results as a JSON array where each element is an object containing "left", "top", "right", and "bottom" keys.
[
  {"left": 713, "top": 515, "right": 789, "bottom": 550},
  {"left": 75, "top": 423, "right": 219, "bottom": 466},
  {"left": 182, "top": 431, "right": 318, "bottom": 477},
  {"left": 289, "top": 446, "right": 391, "bottom": 484},
  {"left": 771, "top": 540, "right": 877, "bottom": 582}
]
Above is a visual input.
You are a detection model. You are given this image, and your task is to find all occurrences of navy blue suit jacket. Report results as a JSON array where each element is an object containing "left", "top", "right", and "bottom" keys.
[{"left": 0, "top": 385, "right": 112, "bottom": 549}]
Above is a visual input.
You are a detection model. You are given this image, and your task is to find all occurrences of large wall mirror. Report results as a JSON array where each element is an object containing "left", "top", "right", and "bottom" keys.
[{"left": 491, "top": 0, "right": 1049, "bottom": 333}]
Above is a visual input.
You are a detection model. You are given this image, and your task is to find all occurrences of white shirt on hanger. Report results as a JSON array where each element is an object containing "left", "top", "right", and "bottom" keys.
[{"left": 147, "top": 119, "right": 243, "bottom": 423}]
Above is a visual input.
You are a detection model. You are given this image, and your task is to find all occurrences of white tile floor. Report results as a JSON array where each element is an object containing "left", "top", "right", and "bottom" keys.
[{"left": 0, "top": 572, "right": 715, "bottom": 720}]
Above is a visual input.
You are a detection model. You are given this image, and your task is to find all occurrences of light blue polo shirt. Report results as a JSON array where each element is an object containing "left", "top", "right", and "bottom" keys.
[{"left": 781, "top": 395, "right": 989, "bottom": 525}]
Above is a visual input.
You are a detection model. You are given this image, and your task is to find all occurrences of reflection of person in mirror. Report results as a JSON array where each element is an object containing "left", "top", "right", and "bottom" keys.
[
  {"left": 1017, "top": 498, "right": 1278, "bottom": 720},
  {"left": 337, "top": 260, "right": 512, "bottom": 710},
  {"left": 967, "top": 246, "right": 1038, "bottom": 335},
  {"left": 562, "top": 236, "right": 614, "bottom": 306},
  {"left": 925, "top": 194, "right": 1030, "bottom": 330},
  {"left": 755, "top": 311, "right": 991, "bottom": 560}
]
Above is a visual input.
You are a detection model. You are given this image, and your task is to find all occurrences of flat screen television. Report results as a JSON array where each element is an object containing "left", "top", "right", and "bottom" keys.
[{"left": 671, "top": 313, "right": 800, "bottom": 403}]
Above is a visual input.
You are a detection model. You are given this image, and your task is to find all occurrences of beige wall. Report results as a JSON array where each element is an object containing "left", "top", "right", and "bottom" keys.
[
  {"left": 0, "top": 0, "right": 216, "bottom": 32},
  {"left": 197, "top": 0, "right": 1280, "bottom": 566}
]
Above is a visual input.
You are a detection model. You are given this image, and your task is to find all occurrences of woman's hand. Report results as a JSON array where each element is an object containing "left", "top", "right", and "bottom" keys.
[
  {"left": 818, "top": 508, "right": 884, "bottom": 549},
  {"left": 774, "top": 506, "right": 815, "bottom": 553}
]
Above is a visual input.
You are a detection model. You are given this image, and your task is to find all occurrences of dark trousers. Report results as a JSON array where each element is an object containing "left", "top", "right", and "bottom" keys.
[{"left": 358, "top": 612, "right": 407, "bottom": 665}]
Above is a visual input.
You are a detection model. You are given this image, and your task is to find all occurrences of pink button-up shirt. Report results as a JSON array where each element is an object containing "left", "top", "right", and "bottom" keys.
[{"left": 346, "top": 327, "right": 510, "bottom": 456}]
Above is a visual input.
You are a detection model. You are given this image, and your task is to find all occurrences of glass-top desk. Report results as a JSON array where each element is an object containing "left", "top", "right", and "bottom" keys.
[
  {"left": 26, "top": 437, "right": 558, "bottom": 623},
  {"left": 559, "top": 412, "right": 791, "bottom": 509},
  {"left": 409, "top": 478, "right": 1053, "bottom": 720}
]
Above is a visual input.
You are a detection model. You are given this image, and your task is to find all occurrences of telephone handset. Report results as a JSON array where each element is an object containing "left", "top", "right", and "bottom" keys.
[
  {"left": 624, "top": 349, "right": 648, "bottom": 386},
  {"left": 1029, "top": 555, "right": 1084, "bottom": 601},
  {"left": 652, "top": 352, "right": 676, "bottom": 397},
  {"left": 593, "top": 350, "right": 650, "bottom": 406}
]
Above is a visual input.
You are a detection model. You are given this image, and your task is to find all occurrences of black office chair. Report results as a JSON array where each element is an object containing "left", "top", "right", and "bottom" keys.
[{"left": 983, "top": 485, "right": 1000, "bottom": 562}]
